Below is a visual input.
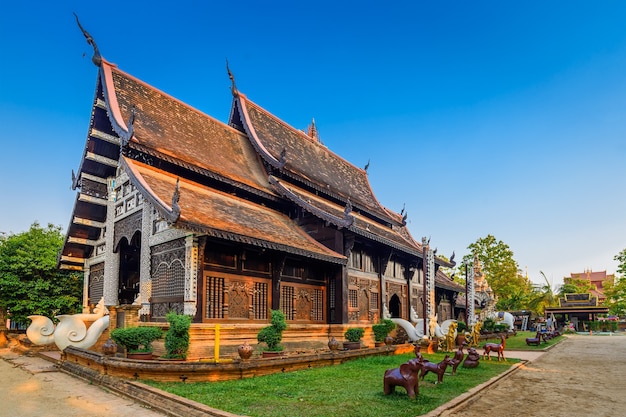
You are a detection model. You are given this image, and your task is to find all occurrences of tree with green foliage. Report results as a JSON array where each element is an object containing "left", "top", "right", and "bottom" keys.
[
  {"left": 558, "top": 277, "right": 595, "bottom": 297},
  {"left": 465, "top": 235, "right": 532, "bottom": 310},
  {"left": 0, "top": 223, "right": 83, "bottom": 325},
  {"left": 603, "top": 249, "right": 626, "bottom": 316},
  {"left": 603, "top": 278, "right": 626, "bottom": 316},
  {"left": 528, "top": 271, "right": 559, "bottom": 315},
  {"left": 615, "top": 248, "right": 626, "bottom": 278}
]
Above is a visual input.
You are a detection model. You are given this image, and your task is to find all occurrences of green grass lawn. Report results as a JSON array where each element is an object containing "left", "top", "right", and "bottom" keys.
[
  {"left": 481, "top": 330, "right": 564, "bottom": 350},
  {"left": 145, "top": 352, "right": 518, "bottom": 417}
]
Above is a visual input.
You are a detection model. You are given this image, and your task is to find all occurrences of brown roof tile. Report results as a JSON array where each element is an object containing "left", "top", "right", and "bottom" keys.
[
  {"left": 104, "top": 63, "right": 272, "bottom": 194},
  {"left": 124, "top": 158, "right": 345, "bottom": 264},
  {"left": 235, "top": 95, "right": 403, "bottom": 224},
  {"left": 271, "top": 177, "right": 423, "bottom": 256}
]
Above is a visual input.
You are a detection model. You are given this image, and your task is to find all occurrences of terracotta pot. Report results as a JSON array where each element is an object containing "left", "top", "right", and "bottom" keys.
[
  {"left": 101, "top": 338, "right": 118, "bottom": 356},
  {"left": 374, "top": 341, "right": 385, "bottom": 347},
  {"left": 238, "top": 341, "right": 254, "bottom": 360},
  {"left": 343, "top": 341, "right": 361, "bottom": 350},
  {"left": 328, "top": 337, "right": 340, "bottom": 351}
]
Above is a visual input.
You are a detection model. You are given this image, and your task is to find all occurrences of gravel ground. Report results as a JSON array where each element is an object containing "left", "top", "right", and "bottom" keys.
[{"left": 443, "top": 334, "right": 626, "bottom": 417}]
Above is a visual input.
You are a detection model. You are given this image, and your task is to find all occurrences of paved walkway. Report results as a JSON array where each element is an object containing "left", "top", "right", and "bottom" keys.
[
  {"left": 0, "top": 349, "right": 165, "bottom": 417},
  {"left": 440, "top": 335, "right": 626, "bottom": 417}
]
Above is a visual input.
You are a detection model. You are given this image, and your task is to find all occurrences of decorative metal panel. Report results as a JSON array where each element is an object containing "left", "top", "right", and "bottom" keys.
[{"left": 88, "top": 262, "right": 105, "bottom": 304}]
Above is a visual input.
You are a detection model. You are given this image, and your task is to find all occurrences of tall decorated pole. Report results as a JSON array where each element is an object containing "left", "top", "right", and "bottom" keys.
[
  {"left": 421, "top": 237, "right": 428, "bottom": 337},
  {"left": 426, "top": 246, "right": 436, "bottom": 337},
  {"left": 467, "top": 257, "right": 476, "bottom": 326}
]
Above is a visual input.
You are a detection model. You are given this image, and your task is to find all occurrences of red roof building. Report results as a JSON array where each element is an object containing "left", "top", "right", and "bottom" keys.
[{"left": 566, "top": 270, "right": 615, "bottom": 303}]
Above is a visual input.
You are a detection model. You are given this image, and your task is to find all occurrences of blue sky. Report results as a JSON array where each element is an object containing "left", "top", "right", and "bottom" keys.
[{"left": 1, "top": 1, "right": 625, "bottom": 287}]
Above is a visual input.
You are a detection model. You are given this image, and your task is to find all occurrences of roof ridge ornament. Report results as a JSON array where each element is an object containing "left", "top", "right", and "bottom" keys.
[
  {"left": 226, "top": 59, "right": 238, "bottom": 97},
  {"left": 71, "top": 169, "right": 78, "bottom": 190},
  {"left": 74, "top": 13, "right": 102, "bottom": 67},
  {"left": 364, "top": 159, "right": 370, "bottom": 172},
  {"left": 343, "top": 199, "right": 355, "bottom": 227},
  {"left": 171, "top": 178, "right": 181, "bottom": 222},
  {"left": 120, "top": 105, "right": 136, "bottom": 150}
]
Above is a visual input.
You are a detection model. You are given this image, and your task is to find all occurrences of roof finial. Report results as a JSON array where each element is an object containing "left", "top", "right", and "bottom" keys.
[
  {"left": 364, "top": 159, "right": 370, "bottom": 172},
  {"left": 307, "top": 118, "right": 320, "bottom": 142},
  {"left": 226, "top": 59, "right": 238, "bottom": 96},
  {"left": 73, "top": 13, "right": 102, "bottom": 67}
]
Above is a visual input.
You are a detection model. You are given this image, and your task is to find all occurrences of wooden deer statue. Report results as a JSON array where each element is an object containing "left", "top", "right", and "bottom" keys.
[{"left": 483, "top": 335, "right": 506, "bottom": 361}]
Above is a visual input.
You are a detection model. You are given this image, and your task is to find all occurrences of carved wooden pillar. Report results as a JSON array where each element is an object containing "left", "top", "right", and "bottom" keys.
[
  {"left": 194, "top": 236, "right": 207, "bottom": 322},
  {"left": 272, "top": 255, "right": 286, "bottom": 311},
  {"left": 379, "top": 249, "right": 392, "bottom": 317}
]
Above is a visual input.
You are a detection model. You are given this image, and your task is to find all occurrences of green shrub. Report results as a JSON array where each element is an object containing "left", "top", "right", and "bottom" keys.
[
  {"left": 372, "top": 319, "right": 396, "bottom": 342},
  {"left": 163, "top": 312, "right": 192, "bottom": 359},
  {"left": 482, "top": 317, "right": 496, "bottom": 333},
  {"left": 344, "top": 327, "right": 365, "bottom": 342},
  {"left": 257, "top": 310, "right": 287, "bottom": 351},
  {"left": 494, "top": 323, "right": 508, "bottom": 333},
  {"left": 372, "top": 323, "right": 388, "bottom": 342},
  {"left": 110, "top": 326, "right": 163, "bottom": 353},
  {"left": 457, "top": 321, "right": 468, "bottom": 332}
]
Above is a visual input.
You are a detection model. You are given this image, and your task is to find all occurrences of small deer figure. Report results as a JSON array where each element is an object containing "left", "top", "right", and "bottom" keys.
[
  {"left": 483, "top": 335, "right": 506, "bottom": 361},
  {"left": 420, "top": 355, "right": 455, "bottom": 384}
]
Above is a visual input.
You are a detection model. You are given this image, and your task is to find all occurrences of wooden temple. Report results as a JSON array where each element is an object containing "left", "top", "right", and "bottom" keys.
[{"left": 59, "top": 21, "right": 462, "bottom": 356}]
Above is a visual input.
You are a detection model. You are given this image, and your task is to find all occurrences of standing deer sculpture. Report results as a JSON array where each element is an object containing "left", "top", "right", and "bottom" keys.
[{"left": 483, "top": 335, "right": 506, "bottom": 361}]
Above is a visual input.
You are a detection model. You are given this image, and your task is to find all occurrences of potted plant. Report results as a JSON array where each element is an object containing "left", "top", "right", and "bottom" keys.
[
  {"left": 257, "top": 309, "right": 287, "bottom": 357},
  {"left": 110, "top": 326, "right": 163, "bottom": 359},
  {"left": 372, "top": 319, "right": 396, "bottom": 347},
  {"left": 343, "top": 327, "right": 365, "bottom": 350},
  {"left": 161, "top": 311, "right": 191, "bottom": 360}
]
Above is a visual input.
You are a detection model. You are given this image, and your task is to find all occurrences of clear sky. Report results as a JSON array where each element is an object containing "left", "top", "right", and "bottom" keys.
[{"left": 1, "top": 1, "right": 625, "bottom": 288}]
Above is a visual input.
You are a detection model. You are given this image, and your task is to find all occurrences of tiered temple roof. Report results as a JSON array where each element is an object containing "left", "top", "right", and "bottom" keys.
[{"left": 60, "top": 22, "right": 453, "bottom": 274}]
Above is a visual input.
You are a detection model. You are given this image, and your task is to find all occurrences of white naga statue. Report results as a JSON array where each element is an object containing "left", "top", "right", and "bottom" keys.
[
  {"left": 383, "top": 303, "right": 392, "bottom": 319},
  {"left": 27, "top": 297, "right": 110, "bottom": 350}
]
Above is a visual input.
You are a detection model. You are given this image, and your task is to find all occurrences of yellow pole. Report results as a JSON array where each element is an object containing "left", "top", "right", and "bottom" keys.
[{"left": 214, "top": 323, "right": 221, "bottom": 363}]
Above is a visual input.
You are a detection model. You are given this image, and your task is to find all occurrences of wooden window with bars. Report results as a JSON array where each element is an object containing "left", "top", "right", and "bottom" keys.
[
  {"left": 312, "top": 289, "right": 324, "bottom": 321},
  {"left": 281, "top": 286, "right": 295, "bottom": 320},
  {"left": 370, "top": 292, "right": 379, "bottom": 311},
  {"left": 205, "top": 276, "right": 225, "bottom": 319},
  {"left": 253, "top": 282, "right": 268, "bottom": 320},
  {"left": 349, "top": 289, "right": 358, "bottom": 308}
]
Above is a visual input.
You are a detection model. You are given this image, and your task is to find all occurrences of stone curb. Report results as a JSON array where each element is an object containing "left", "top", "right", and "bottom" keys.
[{"left": 40, "top": 353, "right": 247, "bottom": 417}]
